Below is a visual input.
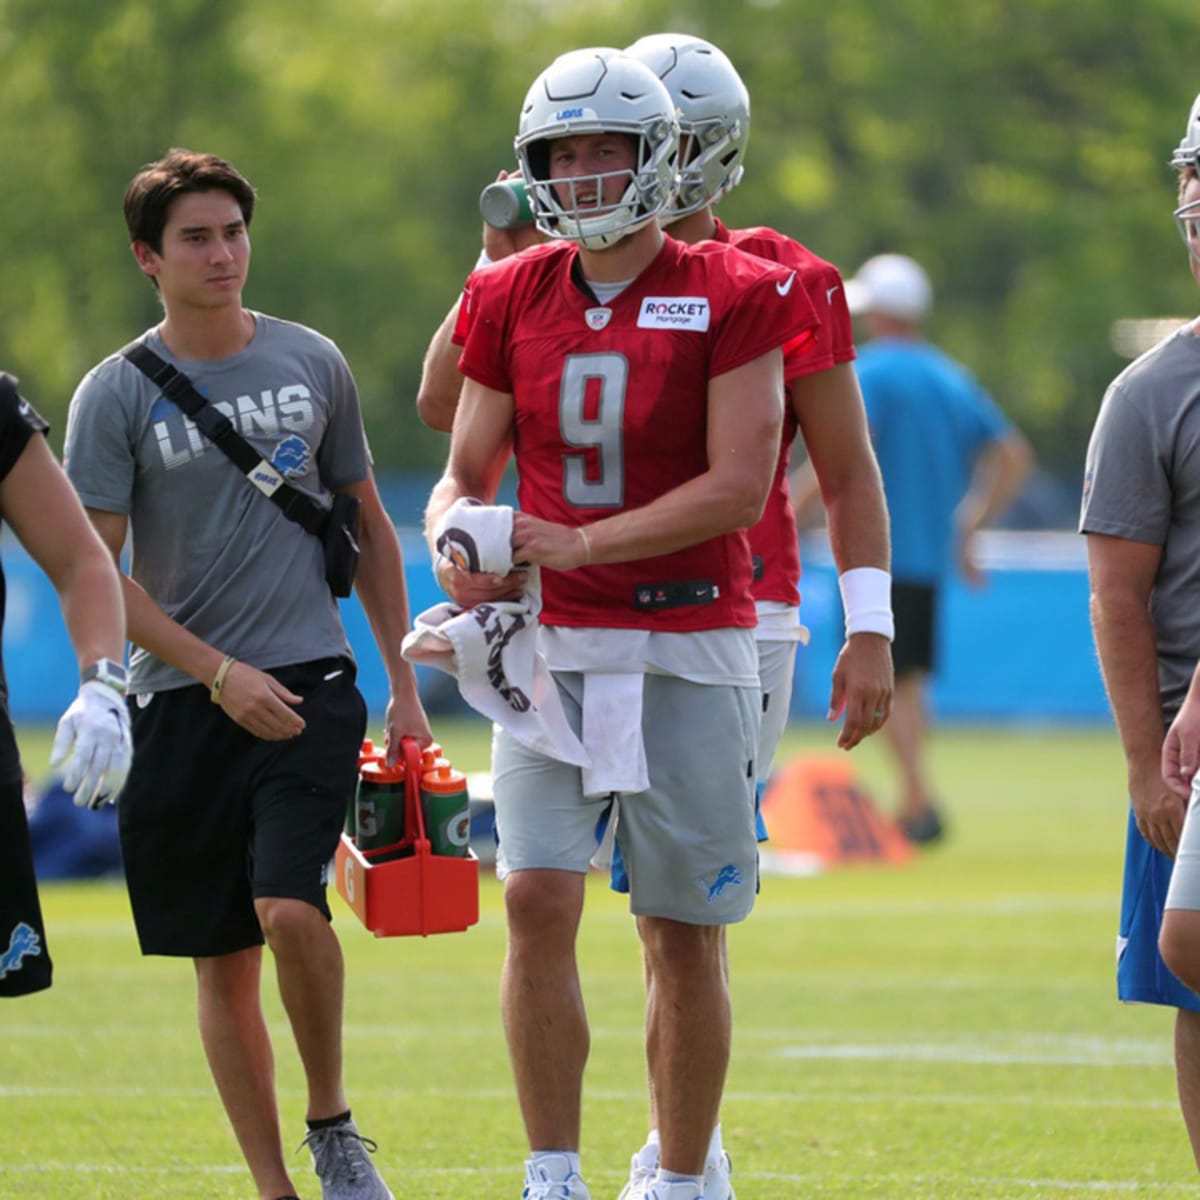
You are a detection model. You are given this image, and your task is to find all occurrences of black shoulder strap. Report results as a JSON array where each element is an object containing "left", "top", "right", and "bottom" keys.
[{"left": 120, "top": 341, "right": 327, "bottom": 537}]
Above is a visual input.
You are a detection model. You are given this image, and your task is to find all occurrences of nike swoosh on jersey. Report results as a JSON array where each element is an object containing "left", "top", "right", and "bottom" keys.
[
  {"left": 826, "top": 285, "right": 842, "bottom": 304},
  {"left": 776, "top": 272, "right": 797, "bottom": 297}
]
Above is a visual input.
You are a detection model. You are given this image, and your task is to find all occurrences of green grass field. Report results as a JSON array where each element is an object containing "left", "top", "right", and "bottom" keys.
[{"left": 3, "top": 717, "right": 1198, "bottom": 1199}]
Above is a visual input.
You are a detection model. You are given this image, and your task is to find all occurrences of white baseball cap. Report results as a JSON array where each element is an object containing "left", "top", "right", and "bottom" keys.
[{"left": 844, "top": 254, "right": 933, "bottom": 321}]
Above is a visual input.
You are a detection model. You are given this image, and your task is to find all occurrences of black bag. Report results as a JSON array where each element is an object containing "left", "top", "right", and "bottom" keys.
[
  {"left": 322, "top": 491, "right": 361, "bottom": 598},
  {"left": 120, "top": 342, "right": 361, "bottom": 597}
]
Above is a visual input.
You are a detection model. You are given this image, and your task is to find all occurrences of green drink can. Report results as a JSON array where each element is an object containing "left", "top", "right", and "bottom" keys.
[
  {"left": 420, "top": 764, "right": 471, "bottom": 857},
  {"left": 479, "top": 177, "right": 534, "bottom": 230},
  {"left": 346, "top": 738, "right": 385, "bottom": 835},
  {"left": 355, "top": 759, "right": 407, "bottom": 859}
]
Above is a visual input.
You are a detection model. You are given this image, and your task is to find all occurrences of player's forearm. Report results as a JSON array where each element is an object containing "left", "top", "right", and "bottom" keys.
[
  {"left": 1091, "top": 591, "right": 1166, "bottom": 780},
  {"left": 54, "top": 547, "right": 127, "bottom": 672},
  {"left": 821, "top": 458, "right": 891, "bottom": 574},
  {"left": 582, "top": 465, "right": 768, "bottom": 565},
  {"left": 121, "top": 575, "right": 226, "bottom": 689},
  {"left": 354, "top": 501, "right": 420, "bottom": 691},
  {"left": 416, "top": 300, "right": 464, "bottom": 433},
  {"left": 958, "top": 434, "right": 1034, "bottom": 536}
]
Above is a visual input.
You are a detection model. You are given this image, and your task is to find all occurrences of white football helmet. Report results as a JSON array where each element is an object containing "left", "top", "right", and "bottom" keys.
[
  {"left": 625, "top": 33, "right": 750, "bottom": 220},
  {"left": 1172, "top": 92, "right": 1200, "bottom": 264},
  {"left": 1171, "top": 91, "right": 1200, "bottom": 172},
  {"left": 515, "top": 48, "right": 679, "bottom": 250}
]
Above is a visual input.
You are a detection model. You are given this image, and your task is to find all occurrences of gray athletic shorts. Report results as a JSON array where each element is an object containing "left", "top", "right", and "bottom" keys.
[
  {"left": 756, "top": 639, "right": 796, "bottom": 785},
  {"left": 492, "top": 670, "right": 760, "bottom": 925},
  {"left": 1167, "top": 780, "right": 1200, "bottom": 912}
]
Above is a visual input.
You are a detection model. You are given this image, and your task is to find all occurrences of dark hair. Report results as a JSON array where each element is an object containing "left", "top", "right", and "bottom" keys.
[{"left": 123, "top": 148, "right": 256, "bottom": 252}]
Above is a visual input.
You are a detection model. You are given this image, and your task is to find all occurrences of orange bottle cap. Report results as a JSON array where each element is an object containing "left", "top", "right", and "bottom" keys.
[
  {"left": 361, "top": 759, "right": 406, "bottom": 785},
  {"left": 420, "top": 742, "right": 444, "bottom": 769},
  {"left": 421, "top": 764, "right": 467, "bottom": 793}
]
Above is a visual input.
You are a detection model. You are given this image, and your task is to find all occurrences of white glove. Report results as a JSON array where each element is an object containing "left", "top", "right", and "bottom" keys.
[{"left": 49, "top": 680, "right": 133, "bottom": 810}]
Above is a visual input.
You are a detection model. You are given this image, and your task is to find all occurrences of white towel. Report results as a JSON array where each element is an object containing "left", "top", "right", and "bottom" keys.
[
  {"left": 580, "top": 673, "right": 649, "bottom": 796},
  {"left": 402, "top": 500, "right": 590, "bottom": 770}
]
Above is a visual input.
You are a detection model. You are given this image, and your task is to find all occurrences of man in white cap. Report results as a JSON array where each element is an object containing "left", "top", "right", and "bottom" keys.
[{"left": 800, "top": 253, "right": 1032, "bottom": 842}]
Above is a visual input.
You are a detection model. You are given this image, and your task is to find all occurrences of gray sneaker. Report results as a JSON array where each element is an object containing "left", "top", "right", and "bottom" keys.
[{"left": 301, "top": 1118, "right": 394, "bottom": 1200}]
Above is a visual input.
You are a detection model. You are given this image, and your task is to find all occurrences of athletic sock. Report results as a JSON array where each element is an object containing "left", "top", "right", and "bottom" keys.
[
  {"left": 707, "top": 1122, "right": 723, "bottom": 1162},
  {"left": 655, "top": 1169, "right": 705, "bottom": 1189},
  {"left": 306, "top": 1108, "right": 352, "bottom": 1131},
  {"left": 530, "top": 1149, "right": 582, "bottom": 1177}
]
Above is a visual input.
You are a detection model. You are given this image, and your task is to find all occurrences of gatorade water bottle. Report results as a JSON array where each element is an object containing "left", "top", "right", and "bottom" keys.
[
  {"left": 346, "top": 738, "right": 385, "bottom": 835},
  {"left": 479, "top": 177, "right": 533, "bottom": 230},
  {"left": 421, "top": 763, "right": 471, "bottom": 857},
  {"left": 355, "top": 759, "right": 408, "bottom": 860}
]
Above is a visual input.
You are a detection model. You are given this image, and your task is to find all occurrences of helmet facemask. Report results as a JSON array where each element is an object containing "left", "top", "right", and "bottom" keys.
[
  {"left": 515, "top": 48, "right": 680, "bottom": 252},
  {"left": 519, "top": 121, "right": 677, "bottom": 250},
  {"left": 1175, "top": 194, "right": 1200, "bottom": 267}
]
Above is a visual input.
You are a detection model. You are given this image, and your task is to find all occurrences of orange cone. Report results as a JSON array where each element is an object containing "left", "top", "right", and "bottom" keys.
[{"left": 759, "top": 754, "right": 914, "bottom": 875}]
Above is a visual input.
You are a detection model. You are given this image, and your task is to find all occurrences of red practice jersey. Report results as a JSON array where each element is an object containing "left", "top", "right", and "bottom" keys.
[
  {"left": 453, "top": 236, "right": 818, "bottom": 632},
  {"left": 712, "top": 219, "right": 856, "bottom": 607}
]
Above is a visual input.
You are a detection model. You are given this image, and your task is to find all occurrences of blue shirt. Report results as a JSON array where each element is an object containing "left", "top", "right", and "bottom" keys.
[{"left": 857, "top": 337, "right": 1011, "bottom": 584}]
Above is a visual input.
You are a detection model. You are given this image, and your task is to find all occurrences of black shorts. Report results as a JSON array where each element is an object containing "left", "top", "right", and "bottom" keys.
[
  {"left": 0, "top": 777, "right": 53, "bottom": 997},
  {"left": 119, "top": 657, "right": 366, "bottom": 958},
  {"left": 891, "top": 582, "right": 938, "bottom": 679}
]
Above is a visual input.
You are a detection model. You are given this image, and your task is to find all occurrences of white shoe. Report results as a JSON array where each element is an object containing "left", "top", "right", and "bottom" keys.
[
  {"left": 703, "top": 1152, "right": 735, "bottom": 1200},
  {"left": 644, "top": 1183, "right": 703, "bottom": 1200},
  {"left": 616, "top": 1142, "right": 659, "bottom": 1200},
  {"left": 619, "top": 1149, "right": 734, "bottom": 1200},
  {"left": 522, "top": 1153, "right": 591, "bottom": 1199}
]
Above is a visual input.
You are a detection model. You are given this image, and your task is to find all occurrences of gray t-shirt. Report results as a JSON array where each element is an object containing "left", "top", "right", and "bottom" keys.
[
  {"left": 65, "top": 312, "right": 368, "bottom": 694},
  {"left": 1080, "top": 322, "right": 1200, "bottom": 721}
]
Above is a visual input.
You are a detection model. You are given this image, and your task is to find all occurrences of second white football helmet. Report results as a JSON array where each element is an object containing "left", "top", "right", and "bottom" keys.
[
  {"left": 1171, "top": 92, "right": 1200, "bottom": 264},
  {"left": 1171, "top": 91, "right": 1200, "bottom": 173},
  {"left": 515, "top": 48, "right": 679, "bottom": 250},
  {"left": 625, "top": 33, "right": 750, "bottom": 219}
]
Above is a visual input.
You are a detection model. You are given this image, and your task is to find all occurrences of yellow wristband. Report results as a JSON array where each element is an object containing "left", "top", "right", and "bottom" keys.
[{"left": 210, "top": 656, "right": 237, "bottom": 704}]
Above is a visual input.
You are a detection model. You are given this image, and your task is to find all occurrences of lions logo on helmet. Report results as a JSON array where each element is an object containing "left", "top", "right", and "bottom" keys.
[{"left": 515, "top": 48, "right": 679, "bottom": 251}]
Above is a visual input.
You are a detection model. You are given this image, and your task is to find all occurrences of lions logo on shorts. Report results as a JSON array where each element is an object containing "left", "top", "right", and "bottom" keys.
[
  {"left": 0, "top": 922, "right": 42, "bottom": 979},
  {"left": 699, "top": 864, "right": 744, "bottom": 905}
]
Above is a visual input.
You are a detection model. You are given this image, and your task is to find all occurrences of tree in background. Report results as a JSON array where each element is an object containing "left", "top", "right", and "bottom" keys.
[{"left": 0, "top": 0, "right": 1195, "bottom": 492}]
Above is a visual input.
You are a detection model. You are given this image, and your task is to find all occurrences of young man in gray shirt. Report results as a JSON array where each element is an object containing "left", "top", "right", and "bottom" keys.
[
  {"left": 65, "top": 149, "right": 431, "bottom": 1200},
  {"left": 1081, "top": 93, "right": 1200, "bottom": 1174}
]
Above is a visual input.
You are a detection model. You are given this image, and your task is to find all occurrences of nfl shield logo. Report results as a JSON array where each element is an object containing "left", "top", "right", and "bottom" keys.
[{"left": 585, "top": 307, "right": 612, "bottom": 331}]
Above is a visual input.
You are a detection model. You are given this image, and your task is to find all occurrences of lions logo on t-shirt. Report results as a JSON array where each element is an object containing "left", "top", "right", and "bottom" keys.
[{"left": 271, "top": 435, "right": 311, "bottom": 478}]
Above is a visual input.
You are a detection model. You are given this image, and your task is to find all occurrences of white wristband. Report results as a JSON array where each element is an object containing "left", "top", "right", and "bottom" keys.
[
  {"left": 838, "top": 567, "right": 895, "bottom": 640},
  {"left": 474, "top": 249, "right": 494, "bottom": 270}
]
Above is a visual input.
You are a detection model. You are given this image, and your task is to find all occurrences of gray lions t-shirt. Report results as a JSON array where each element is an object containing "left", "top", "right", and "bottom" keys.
[
  {"left": 1080, "top": 322, "right": 1200, "bottom": 721},
  {"left": 65, "top": 312, "right": 367, "bottom": 694}
]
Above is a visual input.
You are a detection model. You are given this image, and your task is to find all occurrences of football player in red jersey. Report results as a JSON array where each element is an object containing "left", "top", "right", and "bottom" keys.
[
  {"left": 422, "top": 47, "right": 819, "bottom": 1200},
  {"left": 611, "top": 35, "right": 895, "bottom": 1198}
]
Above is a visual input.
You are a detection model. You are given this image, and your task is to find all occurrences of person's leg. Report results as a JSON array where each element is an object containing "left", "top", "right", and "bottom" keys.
[
  {"left": 501, "top": 868, "right": 589, "bottom": 1150},
  {"left": 256, "top": 895, "right": 347, "bottom": 1121},
  {"left": 884, "top": 669, "right": 935, "bottom": 824},
  {"left": 490, "top": 676, "right": 612, "bottom": 1195},
  {"left": 1177, "top": 1006, "right": 1200, "bottom": 1172},
  {"left": 1159, "top": 789, "right": 1200, "bottom": 1174},
  {"left": 251, "top": 660, "right": 392, "bottom": 1198},
  {"left": 618, "top": 675, "right": 758, "bottom": 1196},
  {"left": 195, "top": 947, "right": 299, "bottom": 1200},
  {"left": 639, "top": 916, "right": 728, "bottom": 1177},
  {"left": 0, "top": 778, "right": 53, "bottom": 998},
  {"left": 883, "top": 582, "right": 941, "bottom": 836}
]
